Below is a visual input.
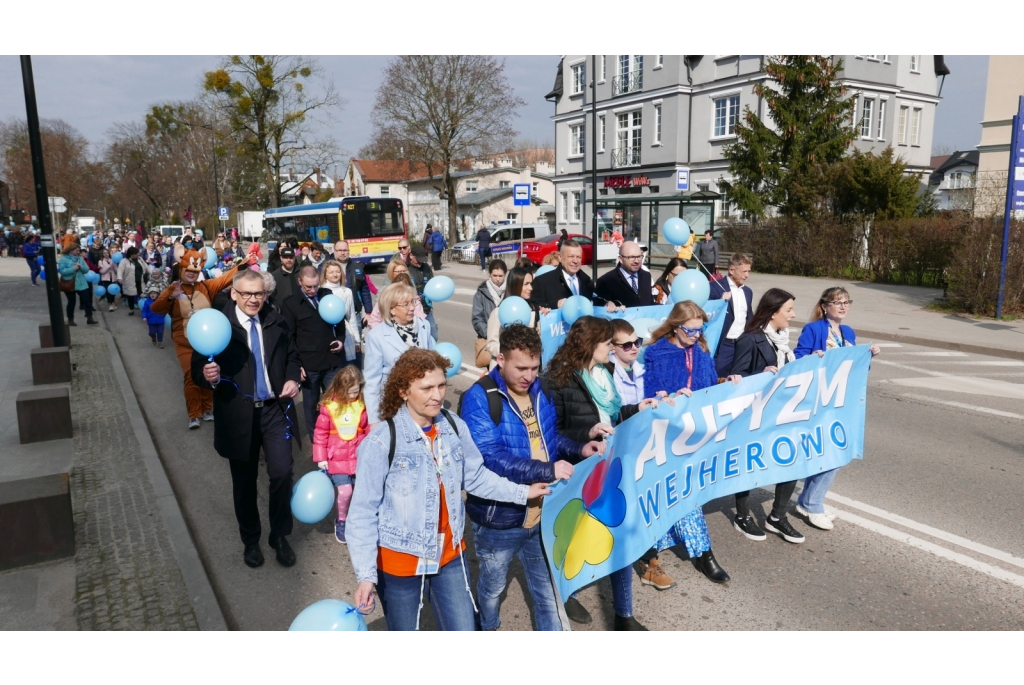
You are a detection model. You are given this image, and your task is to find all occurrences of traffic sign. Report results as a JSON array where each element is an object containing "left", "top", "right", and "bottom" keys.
[
  {"left": 218, "top": 206, "right": 230, "bottom": 220},
  {"left": 513, "top": 184, "right": 531, "bottom": 206},
  {"left": 48, "top": 197, "right": 67, "bottom": 213},
  {"left": 675, "top": 168, "right": 690, "bottom": 192}
]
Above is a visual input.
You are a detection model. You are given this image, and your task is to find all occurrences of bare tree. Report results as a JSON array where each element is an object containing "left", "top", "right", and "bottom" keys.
[{"left": 369, "top": 55, "right": 525, "bottom": 242}]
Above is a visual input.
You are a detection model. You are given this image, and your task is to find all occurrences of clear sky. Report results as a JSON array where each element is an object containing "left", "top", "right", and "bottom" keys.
[{"left": 0, "top": 54, "right": 990, "bottom": 163}]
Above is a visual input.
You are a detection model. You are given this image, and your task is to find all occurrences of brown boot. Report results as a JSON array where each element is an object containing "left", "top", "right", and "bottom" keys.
[
  {"left": 86, "top": 317, "right": 98, "bottom": 325},
  {"left": 637, "top": 557, "right": 676, "bottom": 590}
]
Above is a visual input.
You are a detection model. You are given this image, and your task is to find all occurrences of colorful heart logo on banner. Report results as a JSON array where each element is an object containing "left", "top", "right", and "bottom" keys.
[{"left": 551, "top": 457, "right": 626, "bottom": 580}]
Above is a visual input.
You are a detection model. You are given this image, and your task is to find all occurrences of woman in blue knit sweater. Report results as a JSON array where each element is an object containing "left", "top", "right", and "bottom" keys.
[{"left": 641, "top": 300, "right": 741, "bottom": 585}]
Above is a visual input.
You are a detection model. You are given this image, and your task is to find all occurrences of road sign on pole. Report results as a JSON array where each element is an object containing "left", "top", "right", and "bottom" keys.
[
  {"left": 996, "top": 95, "right": 1024, "bottom": 319},
  {"left": 218, "top": 206, "right": 230, "bottom": 221},
  {"left": 513, "top": 184, "right": 531, "bottom": 256},
  {"left": 48, "top": 196, "right": 66, "bottom": 213},
  {"left": 675, "top": 168, "right": 690, "bottom": 192}
]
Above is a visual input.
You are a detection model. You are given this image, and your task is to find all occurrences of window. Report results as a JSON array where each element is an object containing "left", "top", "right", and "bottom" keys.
[
  {"left": 881, "top": 55, "right": 890, "bottom": 63},
  {"left": 499, "top": 180, "right": 511, "bottom": 189},
  {"left": 910, "top": 108, "right": 922, "bottom": 145},
  {"left": 379, "top": 185, "right": 390, "bottom": 197},
  {"left": 571, "top": 191, "right": 582, "bottom": 222},
  {"left": 598, "top": 114, "right": 606, "bottom": 152},
  {"left": 559, "top": 191, "right": 568, "bottom": 222},
  {"left": 506, "top": 213, "right": 518, "bottom": 222},
  {"left": 465, "top": 180, "right": 478, "bottom": 192},
  {"left": 615, "top": 110, "right": 642, "bottom": 167},
  {"left": 570, "top": 123, "right": 585, "bottom": 156},
  {"left": 877, "top": 100, "right": 886, "bottom": 140},
  {"left": 897, "top": 105, "right": 909, "bottom": 144},
  {"left": 718, "top": 186, "right": 731, "bottom": 218},
  {"left": 865, "top": 54, "right": 879, "bottom": 61},
  {"left": 713, "top": 94, "right": 740, "bottom": 137},
  {"left": 909, "top": 55, "right": 919, "bottom": 72},
  {"left": 600, "top": 55, "right": 607, "bottom": 82},
  {"left": 860, "top": 98, "right": 874, "bottom": 138},
  {"left": 655, "top": 55, "right": 664, "bottom": 68},
  {"left": 571, "top": 63, "right": 585, "bottom": 95},
  {"left": 697, "top": 183, "right": 709, "bottom": 192},
  {"left": 614, "top": 55, "right": 643, "bottom": 95},
  {"left": 654, "top": 104, "right": 662, "bottom": 144},
  {"left": 532, "top": 181, "right": 539, "bottom": 196},
  {"left": 949, "top": 171, "right": 974, "bottom": 189}
]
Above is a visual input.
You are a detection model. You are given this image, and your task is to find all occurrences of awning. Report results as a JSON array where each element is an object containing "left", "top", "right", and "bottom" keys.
[{"left": 596, "top": 190, "right": 720, "bottom": 206}]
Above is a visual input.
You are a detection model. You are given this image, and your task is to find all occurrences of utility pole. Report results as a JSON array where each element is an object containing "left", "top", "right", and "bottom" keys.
[
  {"left": 590, "top": 54, "right": 598, "bottom": 282},
  {"left": 21, "top": 56, "right": 67, "bottom": 347}
]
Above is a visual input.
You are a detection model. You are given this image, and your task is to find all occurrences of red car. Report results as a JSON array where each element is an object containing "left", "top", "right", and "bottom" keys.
[{"left": 519, "top": 233, "right": 595, "bottom": 266}]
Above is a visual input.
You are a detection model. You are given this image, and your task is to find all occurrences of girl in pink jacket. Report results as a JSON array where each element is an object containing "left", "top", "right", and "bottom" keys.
[{"left": 313, "top": 365, "right": 369, "bottom": 544}]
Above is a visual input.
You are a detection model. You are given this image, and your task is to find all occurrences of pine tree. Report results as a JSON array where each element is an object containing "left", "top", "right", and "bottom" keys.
[{"left": 722, "top": 56, "right": 857, "bottom": 219}]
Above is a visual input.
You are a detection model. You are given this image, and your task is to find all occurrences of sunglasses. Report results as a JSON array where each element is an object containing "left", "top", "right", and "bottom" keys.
[
  {"left": 613, "top": 338, "right": 644, "bottom": 351},
  {"left": 677, "top": 324, "right": 705, "bottom": 337}
]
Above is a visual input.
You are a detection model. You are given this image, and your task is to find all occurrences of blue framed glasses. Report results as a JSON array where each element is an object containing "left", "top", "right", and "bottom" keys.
[{"left": 677, "top": 324, "right": 705, "bottom": 337}]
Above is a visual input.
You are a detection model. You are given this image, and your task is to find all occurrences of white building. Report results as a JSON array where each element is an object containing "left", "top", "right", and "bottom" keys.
[{"left": 928, "top": 151, "right": 978, "bottom": 211}]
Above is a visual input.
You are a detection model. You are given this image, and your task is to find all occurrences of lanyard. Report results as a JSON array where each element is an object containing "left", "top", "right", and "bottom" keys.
[{"left": 684, "top": 346, "right": 694, "bottom": 390}]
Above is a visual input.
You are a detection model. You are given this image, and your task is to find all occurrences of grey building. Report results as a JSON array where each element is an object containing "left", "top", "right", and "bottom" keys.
[{"left": 546, "top": 55, "right": 946, "bottom": 260}]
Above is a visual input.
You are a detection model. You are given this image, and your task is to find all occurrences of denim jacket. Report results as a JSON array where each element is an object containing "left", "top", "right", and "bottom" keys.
[{"left": 346, "top": 405, "right": 529, "bottom": 584}]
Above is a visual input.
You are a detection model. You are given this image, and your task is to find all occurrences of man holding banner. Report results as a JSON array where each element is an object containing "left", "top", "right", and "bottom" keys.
[{"left": 708, "top": 253, "right": 754, "bottom": 378}]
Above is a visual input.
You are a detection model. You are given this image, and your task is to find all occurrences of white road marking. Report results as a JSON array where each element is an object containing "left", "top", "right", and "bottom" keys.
[
  {"left": 888, "top": 376, "right": 1024, "bottom": 399},
  {"left": 896, "top": 351, "right": 969, "bottom": 357},
  {"left": 900, "top": 393, "right": 1024, "bottom": 420},
  {"left": 440, "top": 300, "right": 471, "bottom": 308},
  {"left": 908, "top": 361, "right": 1024, "bottom": 366},
  {"left": 454, "top": 287, "right": 477, "bottom": 296},
  {"left": 872, "top": 358, "right": 951, "bottom": 377},
  {"left": 874, "top": 343, "right": 903, "bottom": 347}
]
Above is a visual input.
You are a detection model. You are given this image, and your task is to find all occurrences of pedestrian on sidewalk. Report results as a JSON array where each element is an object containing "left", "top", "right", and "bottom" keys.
[
  {"left": 694, "top": 229, "right": 720, "bottom": 279},
  {"left": 117, "top": 246, "right": 149, "bottom": 316},
  {"left": 476, "top": 226, "right": 491, "bottom": 271},
  {"left": 730, "top": 288, "right": 804, "bottom": 544},
  {"left": 347, "top": 348, "right": 548, "bottom": 630},
  {"left": 429, "top": 225, "right": 447, "bottom": 270},
  {"left": 312, "top": 366, "right": 369, "bottom": 544},
  {"left": 708, "top": 252, "right": 754, "bottom": 378},
  {"left": 23, "top": 233, "right": 41, "bottom": 285},
  {"left": 792, "top": 287, "right": 880, "bottom": 531},
  {"left": 193, "top": 268, "right": 303, "bottom": 570},
  {"left": 57, "top": 244, "right": 97, "bottom": 325},
  {"left": 141, "top": 286, "right": 165, "bottom": 348}
]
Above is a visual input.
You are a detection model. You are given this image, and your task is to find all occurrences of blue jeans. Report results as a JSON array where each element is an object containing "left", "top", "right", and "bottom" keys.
[
  {"left": 27, "top": 257, "right": 40, "bottom": 283},
  {"left": 301, "top": 366, "right": 340, "bottom": 439},
  {"left": 798, "top": 468, "right": 839, "bottom": 514},
  {"left": 472, "top": 523, "right": 564, "bottom": 631},
  {"left": 378, "top": 557, "right": 477, "bottom": 631},
  {"left": 570, "top": 566, "right": 633, "bottom": 617},
  {"left": 479, "top": 249, "right": 488, "bottom": 270}
]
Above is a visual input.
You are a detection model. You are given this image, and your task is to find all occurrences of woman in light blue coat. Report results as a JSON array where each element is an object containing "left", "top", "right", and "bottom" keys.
[
  {"left": 363, "top": 281, "right": 435, "bottom": 423},
  {"left": 57, "top": 244, "right": 97, "bottom": 325}
]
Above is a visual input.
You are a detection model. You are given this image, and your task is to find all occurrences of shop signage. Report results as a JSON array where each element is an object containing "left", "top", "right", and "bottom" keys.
[{"left": 603, "top": 175, "right": 651, "bottom": 189}]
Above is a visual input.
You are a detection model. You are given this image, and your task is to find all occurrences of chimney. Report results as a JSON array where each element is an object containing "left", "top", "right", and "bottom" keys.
[
  {"left": 534, "top": 161, "right": 553, "bottom": 175},
  {"left": 498, "top": 157, "right": 513, "bottom": 168}
]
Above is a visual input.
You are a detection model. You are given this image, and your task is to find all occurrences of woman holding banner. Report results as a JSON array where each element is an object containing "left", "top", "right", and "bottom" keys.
[
  {"left": 484, "top": 266, "right": 550, "bottom": 369},
  {"left": 642, "top": 301, "right": 734, "bottom": 585},
  {"left": 730, "top": 288, "right": 804, "bottom": 544},
  {"left": 547, "top": 316, "right": 660, "bottom": 630},
  {"left": 793, "top": 287, "right": 880, "bottom": 531}
]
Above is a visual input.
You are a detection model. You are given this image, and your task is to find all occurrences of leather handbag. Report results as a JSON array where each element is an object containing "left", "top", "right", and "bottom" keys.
[
  {"left": 59, "top": 275, "right": 76, "bottom": 293},
  {"left": 474, "top": 337, "right": 491, "bottom": 368}
]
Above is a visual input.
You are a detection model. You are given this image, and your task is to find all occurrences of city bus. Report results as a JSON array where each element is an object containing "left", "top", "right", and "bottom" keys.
[{"left": 262, "top": 197, "right": 406, "bottom": 266}]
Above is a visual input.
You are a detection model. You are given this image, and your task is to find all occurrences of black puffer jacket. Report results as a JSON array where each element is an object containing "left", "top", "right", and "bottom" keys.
[{"left": 549, "top": 371, "right": 640, "bottom": 461}]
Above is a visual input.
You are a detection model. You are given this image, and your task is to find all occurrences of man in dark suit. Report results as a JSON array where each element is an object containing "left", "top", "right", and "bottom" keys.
[
  {"left": 708, "top": 253, "right": 754, "bottom": 378},
  {"left": 193, "top": 268, "right": 302, "bottom": 569},
  {"left": 530, "top": 239, "right": 619, "bottom": 312},
  {"left": 281, "top": 265, "right": 345, "bottom": 440},
  {"left": 595, "top": 241, "right": 653, "bottom": 308}
]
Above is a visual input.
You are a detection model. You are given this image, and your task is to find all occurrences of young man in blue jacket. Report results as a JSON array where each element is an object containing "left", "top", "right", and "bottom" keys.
[{"left": 460, "top": 324, "right": 604, "bottom": 631}]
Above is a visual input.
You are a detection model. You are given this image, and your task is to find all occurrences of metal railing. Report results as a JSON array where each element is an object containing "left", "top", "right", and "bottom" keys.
[
  {"left": 611, "top": 145, "right": 641, "bottom": 168},
  {"left": 611, "top": 70, "right": 643, "bottom": 96}
]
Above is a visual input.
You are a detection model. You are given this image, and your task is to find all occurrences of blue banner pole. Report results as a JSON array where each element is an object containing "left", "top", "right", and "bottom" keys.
[{"left": 996, "top": 95, "right": 1024, "bottom": 319}]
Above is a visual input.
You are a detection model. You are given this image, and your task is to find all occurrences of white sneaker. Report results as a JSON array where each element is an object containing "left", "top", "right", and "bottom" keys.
[
  {"left": 201, "top": 412, "right": 214, "bottom": 422},
  {"left": 796, "top": 503, "right": 834, "bottom": 530},
  {"left": 188, "top": 418, "right": 201, "bottom": 430}
]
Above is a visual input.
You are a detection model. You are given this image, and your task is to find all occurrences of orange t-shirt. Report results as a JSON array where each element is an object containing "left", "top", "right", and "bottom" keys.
[{"left": 378, "top": 424, "right": 465, "bottom": 576}]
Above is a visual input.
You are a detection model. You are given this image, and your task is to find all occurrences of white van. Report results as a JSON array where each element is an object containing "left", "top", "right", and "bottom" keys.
[
  {"left": 452, "top": 223, "right": 553, "bottom": 263},
  {"left": 152, "top": 225, "right": 187, "bottom": 239}
]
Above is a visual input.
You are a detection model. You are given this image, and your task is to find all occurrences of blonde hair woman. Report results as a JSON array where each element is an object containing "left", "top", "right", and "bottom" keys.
[
  {"left": 320, "top": 259, "right": 361, "bottom": 363},
  {"left": 365, "top": 259, "right": 426, "bottom": 329}
]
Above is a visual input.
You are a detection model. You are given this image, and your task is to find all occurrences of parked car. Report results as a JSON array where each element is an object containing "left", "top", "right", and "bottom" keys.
[
  {"left": 451, "top": 223, "right": 553, "bottom": 263},
  {"left": 519, "top": 233, "right": 646, "bottom": 266}
]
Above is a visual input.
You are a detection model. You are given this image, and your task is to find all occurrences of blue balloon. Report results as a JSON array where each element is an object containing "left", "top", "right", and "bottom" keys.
[
  {"left": 671, "top": 270, "right": 711, "bottom": 307},
  {"left": 291, "top": 470, "right": 335, "bottom": 524},
  {"left": 112, "top": 252, "right": 123, "bottom": 264},
  {"left": 629, "top": 317, "right": 661, "bottom": 339},
  {"left": 85, "top": 270, "right": 100, "bottom": 284},
  {"left": 662, "top": 217, "right": 692, "bottom": 247},
  {"left": 141, "top": 239, "right": 148, "bottom": 248},
  {"left": 318, "top": 294, "right": 345, "bottom": 324},
  {"left": 535, "top": 264, "right": 555, "bottom": 277},
  {"left": 39, "top": 268, "right": 45, "bottom": 280},
  {"left": 164, "top": 314, "right": 172, "bottom": 328},
  {"left": 289, "top": 599, "right": 368, "bottom": 631},
  {"left": 561, "top": 295, "right": 594, "bottom": 326},
  {"left": 498, "top": 296, "right": 531, "bottom": 327},
  {"left": 107, "top": 283, "right": 122, "bottom": 296},
  {"left": 423, "top": 275, "right": 455, "bottom": 303},
  {"left": 37, "top": 255, "right": 44, "bottom": 266},
  {"left": 93, "top": 285, "right": 106, "bottom": 297},
  {"left": 204, "top": 246, "right": 217, "bottom": 269},
  {"left": 185, "top": 308, "right": 232, "bottom": 357},
  {"left": 434, "top": 342, "right": 462, "bottom": 377}
]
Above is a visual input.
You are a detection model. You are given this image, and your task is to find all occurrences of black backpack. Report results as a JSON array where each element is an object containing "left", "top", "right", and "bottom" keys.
[
  {"left": 385, "top": 408, "right": 459, "bottom": 467},
  {"left": 456, "top": 375, "right": 550, "bottom": 426}
]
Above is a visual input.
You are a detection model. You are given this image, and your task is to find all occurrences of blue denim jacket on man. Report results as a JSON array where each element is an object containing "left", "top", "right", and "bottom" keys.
[
  {"left": 346, "top": 404, "right": 529, "bottom": 585},
  {"left": 460, "top": 367, "right": 585, "bottom": 530}
]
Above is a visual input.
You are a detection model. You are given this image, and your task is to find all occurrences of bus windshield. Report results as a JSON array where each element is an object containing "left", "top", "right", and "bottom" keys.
[{"left": 341, "top": 199, "right": 404, "bottom": 239}]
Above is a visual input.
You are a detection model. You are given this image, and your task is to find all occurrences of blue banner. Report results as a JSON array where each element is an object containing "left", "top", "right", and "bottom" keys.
[
  {"left": 540, "top": 345, "right": 871, "bottom": 601},
  {"left": 540, "top": 299, "right": 728, "bottom": 368}
]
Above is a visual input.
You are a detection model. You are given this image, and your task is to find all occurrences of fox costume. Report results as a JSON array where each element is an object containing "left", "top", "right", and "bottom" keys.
[{"left": 151, "top": 249, "right": 254, "bottom": 420}]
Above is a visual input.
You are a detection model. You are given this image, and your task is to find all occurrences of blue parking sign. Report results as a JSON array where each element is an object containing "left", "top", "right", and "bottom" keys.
[{"left": 218, "top": 206, "right": 229, "bottom": 220}]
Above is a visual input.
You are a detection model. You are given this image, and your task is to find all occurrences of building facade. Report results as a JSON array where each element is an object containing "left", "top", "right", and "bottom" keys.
[
  {"left": 928, "top": 151, "right": 979, "bottom": 212},
  {"left": 547, "top": 55, "right": 945, "bottom": 258},
  {"left": 976, "top": 56, "right": 1024, "bottom": 216}
]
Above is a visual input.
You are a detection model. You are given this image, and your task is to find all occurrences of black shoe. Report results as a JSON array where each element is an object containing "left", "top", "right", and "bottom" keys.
[
  {"left": 269, "top": 535, "right": 296, "bottom": 566},
  {"left": 243, "top": 543, "right": 264, "bottom": 568},
  {"left": 68, "top": 319, "right": 76, "bottom": 327},
  {"left": 694, "top": 550, "right": 730, "bottom": 584},
  {"left": 614, "top": 614, "right": 648, "bottom": 631},
  {"left": 733, "top": 514, "right": 767, "bottom": 541},
  {"left": 86, "top": 317, "right": 98, "bottom": 325},
  {"left": 563, "top": 596, "right": 592, "bottom": 625},
  {"left": 764, "top": 515, "right": 805, "bottom": 544}
]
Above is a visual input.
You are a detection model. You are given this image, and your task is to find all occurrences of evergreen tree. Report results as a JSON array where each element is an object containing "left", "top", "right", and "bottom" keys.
[{"left": 722, "top": 56, "right": 857, "bottom": 219}]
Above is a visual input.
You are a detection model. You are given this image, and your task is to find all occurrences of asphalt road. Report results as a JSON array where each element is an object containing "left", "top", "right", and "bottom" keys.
[{"left": 105, "top": 261, "right": 1024, "bottom": 630}]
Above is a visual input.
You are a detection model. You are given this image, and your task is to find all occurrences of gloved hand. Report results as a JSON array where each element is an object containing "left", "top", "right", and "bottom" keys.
[{"left": 317, "top": 461, "right": 329, "bottom": 472}]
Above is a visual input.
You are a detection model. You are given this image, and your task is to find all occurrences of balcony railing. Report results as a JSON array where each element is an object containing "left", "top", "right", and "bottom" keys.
[
  {"left": 611, "top": 145, "right": 641, "bottom": 168},
  {"left": 611, "top": 70, "right": 643, "bottom": 96}
]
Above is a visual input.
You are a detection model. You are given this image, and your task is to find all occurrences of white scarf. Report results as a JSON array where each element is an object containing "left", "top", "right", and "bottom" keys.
[
  {"left": 764, "top": 325, "right": 794, "bottom": 368},
  {"left": 485, "top": 278, "right": 505, "bottom": 305}
]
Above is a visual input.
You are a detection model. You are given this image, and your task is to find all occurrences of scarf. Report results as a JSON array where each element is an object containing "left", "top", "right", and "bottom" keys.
[
  {"left": 485, "top": 278, "right": 505, "bottom": 306},
  {"left": 392, "top": 320, "right": 418, "bottom": 348},
  {"left": 579, "top": 366, "right": 622, "bottom": 424},
  {"left": 764, "top": 325, "right": 795, "bottom": 368}
]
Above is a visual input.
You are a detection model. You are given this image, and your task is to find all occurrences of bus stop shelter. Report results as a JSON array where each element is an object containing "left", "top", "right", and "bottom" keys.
[{"left": 596, "top": 189, "right": 720, "bottom": 266}]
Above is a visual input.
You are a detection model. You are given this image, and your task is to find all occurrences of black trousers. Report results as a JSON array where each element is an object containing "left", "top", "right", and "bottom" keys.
[
  {"left": 714, "top": 338, "right": 737, "bottom": 378},
  {"left": 431, "top": 250, "right": 443, "bottom": 270},
  {"left": 228, "top": 401, "right": 294, "bottom": 545},
  {"left": 735, "top": 481, "right": 797, "bottom": 521}
]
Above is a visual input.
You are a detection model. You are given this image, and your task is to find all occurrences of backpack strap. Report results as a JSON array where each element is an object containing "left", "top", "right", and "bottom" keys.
[
  {"left": 386, "top": 410, "right": 459, "bottom": 468},
  {"left": 474, "top": 375, "right": 504, "bottom": 426}
]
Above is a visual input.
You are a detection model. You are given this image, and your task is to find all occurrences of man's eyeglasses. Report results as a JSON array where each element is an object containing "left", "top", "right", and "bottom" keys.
[
  {"left": 398, "top": 245, "right": 411, "bottom": 251},
  {"left": 677, "top": 324, "right": 705, "bottom": 337},
  {"left": 828, "top": 300, "right": 853, "bottom": 308},
  {"left": 614, "top": 338, "right": 644, "bottom": 351},
  {"left": 235, "top": 290, "right": 268, "bottom": 301},
  {"left": 620, "top": 255, "right": 643, "bottom": 261}
]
